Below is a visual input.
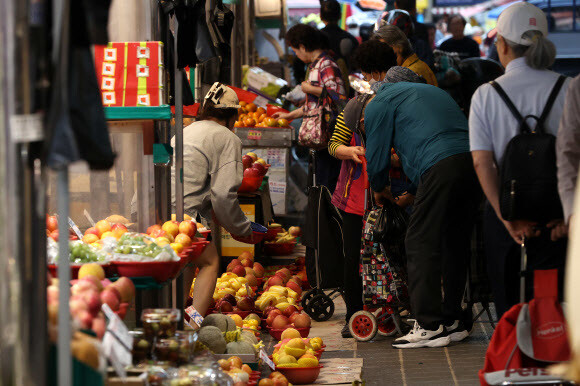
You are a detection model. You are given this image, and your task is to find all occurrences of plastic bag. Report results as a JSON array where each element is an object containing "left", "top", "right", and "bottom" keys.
[
  {"left": 110, "top": 232, "right": 180, "bottom": 262},
  {"left": 47, "top": 238, "right": 110, "bottom": 264},
  {"left": 373, "top": 200, "right": 409, "bottom": 245}
]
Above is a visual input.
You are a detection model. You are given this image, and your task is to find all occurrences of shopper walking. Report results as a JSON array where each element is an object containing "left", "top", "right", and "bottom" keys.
[
  {"left": 373, "top": 25, "right": 438, "bottom": 86},
  {"left": 557, "top": 75, "right": 580, "bottom": 234},
  {"left": 171, "top": 83, "right": 259, "bottom": 326},
  {"left": 274, "top": 24, "right": 346, "bottom": 193},
  {"left": 438, "top": 14, "right": 480, "bottom": 59},
  {"left": 365, "top": 81, "right": 481, "bottom": 348},
  {"left": 469, "top": 2, "right": 571, "bottom": 319}
]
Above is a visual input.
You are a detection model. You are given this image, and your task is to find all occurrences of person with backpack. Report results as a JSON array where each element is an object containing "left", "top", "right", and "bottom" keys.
[
  {"left": 469, "top": 2, "right": 571, "bottom": 319},
  {"left": 273, "top": 24, "right": 346, "bottom": 193}
]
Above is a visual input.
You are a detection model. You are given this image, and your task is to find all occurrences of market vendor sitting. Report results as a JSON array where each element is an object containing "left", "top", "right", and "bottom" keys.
[{"left": 171, "top": 83, "right": 260, "bottom": 327}]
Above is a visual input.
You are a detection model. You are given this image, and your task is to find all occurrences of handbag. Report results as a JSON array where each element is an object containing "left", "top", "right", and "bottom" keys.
[{"left": 299, "top": 98, "right": 332, "bottom": 148}]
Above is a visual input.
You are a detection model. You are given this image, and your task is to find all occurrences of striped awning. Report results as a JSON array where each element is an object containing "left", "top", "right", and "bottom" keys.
[{"left": 432, "top": 6, "right": 469, "bottom": 14}]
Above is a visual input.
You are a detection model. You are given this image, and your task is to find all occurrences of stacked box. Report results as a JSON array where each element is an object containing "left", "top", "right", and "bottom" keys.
[{"left": 94, "top": 42, "right": 164, "bottom": 107}]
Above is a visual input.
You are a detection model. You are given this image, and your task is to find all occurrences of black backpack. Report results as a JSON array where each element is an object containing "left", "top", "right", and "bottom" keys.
[{"left": 492, "top": 75, "right": 566, "bottom": 223}]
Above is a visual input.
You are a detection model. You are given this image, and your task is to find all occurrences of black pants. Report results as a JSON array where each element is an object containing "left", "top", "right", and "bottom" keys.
[
  {"left": 339, "top": 209, "right": 364, "bottom": 321},
  {"left": 405, "top": 153, "right": 482, "bottom": 329},
  {"left": 483, "top": 204, "right": 567, "bottom": 320}
]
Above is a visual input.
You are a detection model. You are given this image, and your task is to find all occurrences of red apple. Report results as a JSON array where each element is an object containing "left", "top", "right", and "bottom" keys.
[
  {"left": 223, "top": 294, "right": 237, "bottom": 306},
  {"left": 266, "top": 309, "right": 282, "bottom": 326},
  {"left": 84, "top": 227, "right": 99, "bottom": 236},
  {"left": 293, "top": 313, "right": 311, "bottom": 329},
  {"left": 289, "top": 312, "right": 301, "bottom": 324},
  {"left": 178, "top": 221, "right": 197, "bottom": 238},
  {"left": 286, "top": 281, "right": 302, "bottom": 296},
  {"left": 272, "top": 315, "right": 290, "bottom": 330},
  {"left": 81, "top": 290, "right": 102, "bottom": 317},
  {"left": 245, "top": 274, "right": 258, "bottom": 287},
  {"left": 111, "top": 223, "right": 127, "bottom": 232},
  {"left": 232, "top": 265, "right": 246, "bottom": 277},
  {"left": 267, "top": 275, "right": 284, "bottom": 287},
  {"left": 111, "top": 277, "right": 135, "bottom": 303},
  {"left": 100, "top": 288, "right": 121, "bottom": 311},
  {"left": 77, "top": 310, "right": 94, "bottom": 330},
  {"left": 282, "top": 305, "right": 298, "bottom": 318},
  {"left": 147, "top": 224, "right": 162, "bottom": 235},
  {"left": 92, "top": 315, "right": 106, "bottom": 339},
  {"left": 227, "top": 259, "right": 242, "bottom": 272},
  {"left": 253, "top": 262, "right": 265, "bottom": 278},
  {"left": 217, "top": 300, "right": 233, "bottom": 313},
  {"left": 240, "top": 258, "right": 253, "bottom": 268},
  {"left": 243, "top": 167, "right": 261, "bottom": 178},
  {"left": 263, "top": 306, "right": 278, "bottom": 317},
  {"left": 252, "top": 162, "right": 267, "bottom": 176},
  {"left": 242, "top": 155, "right": 254, "bottom": 170},
  {"left": 46, "top": 215, "right": 58, "bottom": 233},
  {"left": 237, "top": 296, "right": 255, "bottom": 311}
]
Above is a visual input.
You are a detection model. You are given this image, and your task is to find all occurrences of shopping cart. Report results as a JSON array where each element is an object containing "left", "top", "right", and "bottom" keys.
[
  {"left": 348, "top": 159, "right": 410, "bottom": 341},
  {"left": 301, "top": 150, "right": 345, "bottom": 322}
]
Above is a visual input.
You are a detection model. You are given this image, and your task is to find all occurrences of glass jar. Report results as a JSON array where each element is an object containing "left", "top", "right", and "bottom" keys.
[
  {"left": 153, "top": 338, "right": 180, "bottom": 365},
  {"left": 129, "top": 329, "right": 151, "bottom": 366},
  {"left": 141, "top": 308, "right": 181, "bottom": 340},
  {"left": 175, "top": 330, "right": 198, "bottom": 365}
]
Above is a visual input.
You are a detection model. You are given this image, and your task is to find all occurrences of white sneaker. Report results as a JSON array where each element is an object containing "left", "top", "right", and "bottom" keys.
[
  {"left": 445, "top": 320, "right": 470, "bottom": 342},
  {"left": 392, "top": 321, "right": 451, "bottom": 349}
]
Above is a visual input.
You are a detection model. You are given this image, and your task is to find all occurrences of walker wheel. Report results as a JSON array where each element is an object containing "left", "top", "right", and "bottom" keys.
[
  {"left": 349, "top": 311, "right": 378, "bottom": 342},
  {"left": 301, "top": 289, "right": 318, "bottom": 309},
  {"left": 377, "top": 317, "right": 398, "bottom": 337},
  {"left": 305, "top": 294, "right": 334, "bottom": 322}
]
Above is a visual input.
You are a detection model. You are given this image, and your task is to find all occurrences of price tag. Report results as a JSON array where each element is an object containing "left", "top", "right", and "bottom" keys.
[
  {"left": 10, "top": 113, "right": 43, "bottom": 143},
  {"left": 247, "top": 130, "right": 262, "bottom": 140},
  {"left": 67, "top": 217, "right": 83, "bottom": 240},
  {"left": 260, "top": 348, "right": 275, "bottom": 370},
  {"left": 83, "top": 210, "right": 96, "bottom": 227},
  {"left": 102, "top": 304, "right": 132, "bottom": 378},
  {"left": 185, "top": 305, "right": 204, "bottom": 328}
]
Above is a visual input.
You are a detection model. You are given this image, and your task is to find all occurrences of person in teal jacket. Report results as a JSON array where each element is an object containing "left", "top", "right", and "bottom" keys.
[{"left": 365, "top": 82, "right": 482, "bottom": 349}]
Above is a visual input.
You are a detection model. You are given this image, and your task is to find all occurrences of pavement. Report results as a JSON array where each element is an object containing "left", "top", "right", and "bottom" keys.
[{"left": 299, "top": 295, "right": 495, "bottom": 385}]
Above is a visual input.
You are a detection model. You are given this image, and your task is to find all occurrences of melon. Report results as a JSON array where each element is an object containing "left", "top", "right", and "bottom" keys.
[
  {"left": 198, "top": 326, "right": 227, "bottom": 354},
  {"left": 226, "top": 341, "right": 255, "bottom": 355}
]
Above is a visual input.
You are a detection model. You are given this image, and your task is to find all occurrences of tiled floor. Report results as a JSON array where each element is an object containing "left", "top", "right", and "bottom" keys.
[{"left": 303, "top": 295, "right": 494, "bottom": 385}]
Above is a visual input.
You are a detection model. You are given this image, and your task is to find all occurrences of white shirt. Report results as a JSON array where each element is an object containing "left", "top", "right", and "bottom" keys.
[{"left": 469, "top": 57, "right": 571, "bottom": 164}]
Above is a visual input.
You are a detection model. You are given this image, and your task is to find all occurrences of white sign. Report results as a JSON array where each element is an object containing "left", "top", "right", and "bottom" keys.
[
  {"left": 260, "top": 348, "right": 275, "bottom": 370},
  {"left": 67, "top": 217, "right": 83, "bottom": 240},
  {"left": 185, "top": 305, "right": 204, "bottom": 328},
  {"left": 10, "top": 114, "right": 43, "bottom": 143},
  {"left": 102, "top": 304, "right": 132, "bottom": 378}
]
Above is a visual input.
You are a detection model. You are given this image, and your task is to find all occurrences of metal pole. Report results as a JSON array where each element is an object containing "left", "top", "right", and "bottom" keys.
[{"left": 57, "top": 168, "right": 71, "bottom": 386}]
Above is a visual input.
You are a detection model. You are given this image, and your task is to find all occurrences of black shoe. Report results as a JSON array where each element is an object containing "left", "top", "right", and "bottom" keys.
[
  {"left": 445, "top": 320, "right": 470, "bottom": 342},
  {"left": 341, "top": 323, "right": 352, "bottom": 338}
]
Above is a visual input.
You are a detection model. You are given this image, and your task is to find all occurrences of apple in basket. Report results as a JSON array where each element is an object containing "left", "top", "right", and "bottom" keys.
[
  {"left": 243, "top": 167, "right": 261, "bottom": 178},
  {"left": 242, "top": 155, "right": 254, "bottom": 170},
  {"left": 272, "top": 315, "right": 290, "bottom": 330},
  {"left": 252, "top": 162, "right": 267, "bottom": 176},
  {"left": 267, "top": 309, "right": 283, "bottom": 326}
]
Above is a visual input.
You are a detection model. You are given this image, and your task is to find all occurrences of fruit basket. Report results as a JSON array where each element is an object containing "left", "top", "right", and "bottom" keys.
[
  {"left": 199, "top": 229, "right": 211, "bottom": 239},
  {"left": 275, "top": 365, "right": 323, "bottom": 385},
  {"left": 265, "top": 227, "right": 284, "bottom": 241},
  {"left": 268, "top": 326, "right": 311, "bottom": 340},
  {"left": 264, "top": 241, "right": 296, "bottom": 256},
  {"left": 190, "top": 239, "right": 210, "bottom": 258},
  {"left": 47, "top": 262, "right": 115, "bottom": 280},
  {"left": 238, "top": 176, "right": 264, "bottom": 193},
  {"left": 113, "top": 260, "right": 181, "bottom": 283}
]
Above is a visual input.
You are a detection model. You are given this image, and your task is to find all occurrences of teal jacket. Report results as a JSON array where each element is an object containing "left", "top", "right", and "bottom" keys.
[{"left": 365, "top": 82, "right": 470, "bottom": 193}]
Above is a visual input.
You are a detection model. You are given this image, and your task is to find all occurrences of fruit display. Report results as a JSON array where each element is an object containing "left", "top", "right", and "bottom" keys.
[
  {"left": 196, "top": 314, "right": 262, "bottom": 356},
  {"left": 191, "top": 267, "right": 258, "bottom": 313},
  {"left": 147, "top": 219, "right": 202, "bottom": 255},
  {"left": 47, "top": 267, "right": 135, "bottom": 341},
  {"left": 217, "top": 356, "right": 257, "bottom": 384},
  {"left": 226, "top": 251, "right": 265, "bottom": 285},
  {"left": 47, "top": 239, "right": 109, "bottom": 265},
  {"left": 235, "top": 102, "right": 290, "bottom": 128},
  {"left": 111, "top": 233, "right": 180, "bottom": 262}
]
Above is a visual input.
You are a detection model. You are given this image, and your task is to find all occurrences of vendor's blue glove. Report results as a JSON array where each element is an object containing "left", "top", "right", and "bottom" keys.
[{"left": 231, "top": 222, "right": 267, "bottom": 244}]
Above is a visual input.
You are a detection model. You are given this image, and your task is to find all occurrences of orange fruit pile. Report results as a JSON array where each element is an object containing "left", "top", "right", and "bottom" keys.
[{"left": 235, "top": 102, "right": 290, "bottom": 128}]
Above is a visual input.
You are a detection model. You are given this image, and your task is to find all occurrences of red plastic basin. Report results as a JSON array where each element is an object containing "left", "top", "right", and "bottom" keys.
[
  {"left": 264, "top": 241, "right": 296, "bottom": 256},
  {"left": 47, "top": 263, "right": 114, "bottom": 280},
  {"left": 268, "top": 326, "right": 310, "bottom": 340},
  {"left": 112, "top": 260, "right": 180, "bottom": 283},
  {"left": 238, "top": 176, "right": 264, "bottom": 193},
  {"left": 275, "top": 365, "right": 323, "bottom": 385}
]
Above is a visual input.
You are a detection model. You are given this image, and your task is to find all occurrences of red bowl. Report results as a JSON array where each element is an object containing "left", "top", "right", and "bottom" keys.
[
  {"left": 275, "top": 365, "right": 323, "bottom": 385},
  {"left": 238, "top": 176, "right": 264, "bottom": 193},
  {"left": 231, "top": 230, "right": 266, "bottom": 245},
  {"left": 112, "top": 260, "right": 180, "bottom": 283},
  {"left": 268, "top": 326, "right": 310, "bottom": 340},
  {"left": 264, "top": 242, "right": 296, "bottom": 256},
  {"left": 47, "top": 263, "right": 114, "bottom": 279},
  {"left": 199, "top": 229, "right": 211, "bottom": 239},
  {"left": 265, "top": 227, "right": 283, "bottom": 241},
  {"left": 190, "top": 240, "right": 210, "bottom": 259}
]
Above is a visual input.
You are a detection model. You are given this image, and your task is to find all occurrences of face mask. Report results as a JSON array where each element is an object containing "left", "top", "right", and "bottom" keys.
[{"left": 368, "top": 78, "right": 378, "bottom": 86}]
